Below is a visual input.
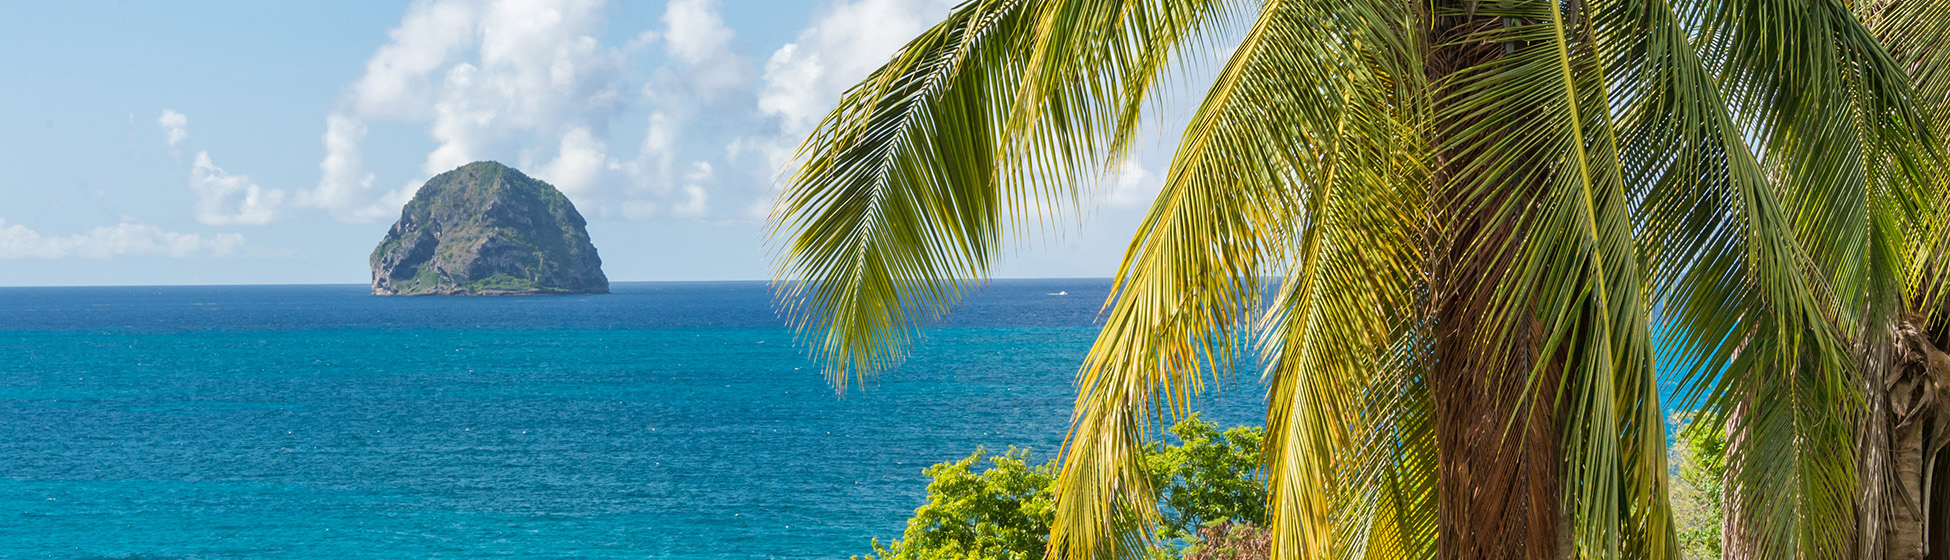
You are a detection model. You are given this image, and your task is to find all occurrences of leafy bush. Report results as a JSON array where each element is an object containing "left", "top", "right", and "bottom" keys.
[
  {"left": 860, "top": 448, "right": 1056, "bottom": 560},
  {"left": 1146, "top": 416, "right": 1267, "bottom": 540},
  {"left": 866, "top": 412, "right": 1734, "bottom": 560},
  {"left": 860, "top": 415, "right": 1264, "bottom": 560}
]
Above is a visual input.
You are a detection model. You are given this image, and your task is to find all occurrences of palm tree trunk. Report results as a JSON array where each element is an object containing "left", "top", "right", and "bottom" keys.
[
  {"left": 1928, "top": 449, "right": 1950, "bottom": 560},
  {"left": 1430, "top": 311, "right": 1569, "bottom": 560},
  {"left": 1426, "top": 5, "right": 1572, "bottom": 559},
  {"left": 1863, "top": 318, "right": 1950, "bottom": 560}
]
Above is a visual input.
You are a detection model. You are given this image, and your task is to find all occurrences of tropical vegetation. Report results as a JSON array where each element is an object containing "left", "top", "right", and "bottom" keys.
[
  {"left": 1668, "top": 413, "right": 1726, "bottom": 560},
  {"left": 861, "top": 416, "right": 1268, "bottom": 560},
  {"left": 769, "top": 0, "right": 1950, "bottom": 558}
]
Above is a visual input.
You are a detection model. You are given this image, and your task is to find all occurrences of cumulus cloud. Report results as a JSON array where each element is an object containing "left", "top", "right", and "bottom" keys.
[
  {"left": 157, "top": 109, "right": 189, "bottom": 147},
  {"left": 349, "top": 0, "right": 479, "bottom": 120},
  {"left": 611, "top": 0, "right": 751, "bottom": 220},
  {"left": 615, "top": 111, "right": 683, "bottom": 213},
  {"left": 536, "top": 126, "right": 612, "bottom": 198},
  {"left": 662, "top": 0, "right": 731, "bottom": 64},
  {"left": 672, "top": 161, "right": 713, "bottom": 218},
  {"left": 0, "top": 219, "right": 245, "bottom": 259},
  {"left": 756, "top": 0, "right": 954, "bottom": 136},
  {"left": 741, "top": 0, "right": 956, "bottom": 216},
  {"left": 619, "top": 158, "right": 713, "bottom": 220},
  {"left": 657, "top": 0, "right": 748, "bottom": 96},
  {"left": 1105, "top": 159, "right": 1160, "bottom": 208},
  {"left": 304, "top": 115, "right": 405, "bottom": 222},
  {"left": 190, "top": 152, "right": 286, "bottom": 226},
  {"left": 314, "top": 0, "right": 626, "bottom": 222},
  {"left": 634, "top": 111, "right": 678, "bottom": 181},
  {"left": 295, "top": 0, "right": 954, "bottom": 225}
]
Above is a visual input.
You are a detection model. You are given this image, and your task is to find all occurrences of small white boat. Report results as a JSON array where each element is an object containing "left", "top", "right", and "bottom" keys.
[{"left": 1047, "top": 290, "right": 1068, "bottom": 296}]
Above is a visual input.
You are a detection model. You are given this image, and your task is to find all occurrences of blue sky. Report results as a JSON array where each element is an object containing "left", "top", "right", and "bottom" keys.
[{"left": 1, "top": 1, "right": 1200, "bottom": 286}]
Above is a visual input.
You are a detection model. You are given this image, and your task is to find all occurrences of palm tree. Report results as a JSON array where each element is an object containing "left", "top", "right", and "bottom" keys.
[{"left": 767, "top": 1, "right": 1948, "bottom": 559}]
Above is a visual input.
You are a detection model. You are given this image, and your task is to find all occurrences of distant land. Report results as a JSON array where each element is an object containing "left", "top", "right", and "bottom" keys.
[{"left": 369, "top": 161, "right": 609, "bottom": 296}]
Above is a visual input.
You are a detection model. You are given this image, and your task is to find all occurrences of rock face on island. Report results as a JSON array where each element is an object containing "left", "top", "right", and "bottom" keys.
[{"left": 370, "top": 161, "right": 608, "bottom": 296}]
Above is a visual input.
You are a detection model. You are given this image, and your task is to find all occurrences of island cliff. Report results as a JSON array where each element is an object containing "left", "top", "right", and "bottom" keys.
[{"left": 370, "top": 161, "right": 609, "bottom": 296}]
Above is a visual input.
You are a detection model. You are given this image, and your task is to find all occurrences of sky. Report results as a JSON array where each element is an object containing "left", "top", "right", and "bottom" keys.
[{"left": 0, "top": 0, "right": 1216, "bottom": 287}]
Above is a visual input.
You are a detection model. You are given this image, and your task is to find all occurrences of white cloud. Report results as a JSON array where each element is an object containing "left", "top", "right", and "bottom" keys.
[
  {"left": 1105, "top": 159, "right": 1159, "bottom": 208},
  {"left": 297, "top": 0, "right": 957, "bottom": 226},
  {"left": 604, "top": 0, "right": 755, "bottom": 221},
  {"left": 422, "top": 0, "right": 624, "bottom": 176},
  {"left": 732, "top": 0, "right": 954, "bottom": 219},
  {"left": 0, "top": 219, "right": 245, "bottom": 259},
  {"left": 658, "top": 0, "right": 747, "bottom": 95},
  {"left": 157, "top": 109, "right": 189, "bottom": 147},
  {"left": 190, "top": 152, "right": 286, "bottom": 226},
  {"left": 536, "top": 126, "right": 611, "bottom": 198},
  {"left": 634, "top": 111, "right": 678, "bottom": 181},
  {"left": 744, "top": 0, "right": 956, "bottom": 203},
  {"left": 350, "top": 0, "right": 479, "bottom": 120},
  {"left": 314, "top": 0, "right": 626, "bottom": 222},
  {"left": 757, "top": 0, "right": 954, "bottom": 135},
  {"left": 306, "top": 114, "right": 406, "bottom": 222},
  {"left": 662, "top": 0, "right": 731, "bottom": 64},
  {"left": 671, "top": 161, "right": 713, "bottom": 218}
]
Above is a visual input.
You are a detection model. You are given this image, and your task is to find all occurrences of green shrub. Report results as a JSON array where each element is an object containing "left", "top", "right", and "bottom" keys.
[
  {"left": 859, "top": 448, "right": 1055, "bottom": 560},
  {"left": 867, "top": 412, "right": 1730, "bottom": 560},
  {"left": 1146, "top": 415, "right": 1267, "bottom": 539},
  {"left": 860, "top": 415, "right": 1264, "bottom": 560}
]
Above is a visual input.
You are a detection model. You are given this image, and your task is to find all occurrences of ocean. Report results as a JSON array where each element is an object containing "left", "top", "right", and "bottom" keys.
[{"left": 0, "top": 280, "right": 1266, "bottom": 559}]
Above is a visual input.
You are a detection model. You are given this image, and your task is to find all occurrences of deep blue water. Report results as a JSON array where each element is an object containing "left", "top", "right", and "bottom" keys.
[{"left": 0, "top": 280, "right": 1265, "bottom": 559}]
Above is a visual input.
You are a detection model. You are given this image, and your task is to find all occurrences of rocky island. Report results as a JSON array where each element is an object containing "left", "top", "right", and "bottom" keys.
[{"left": 370, "top": 161, "right": 609, "bottom": 296}]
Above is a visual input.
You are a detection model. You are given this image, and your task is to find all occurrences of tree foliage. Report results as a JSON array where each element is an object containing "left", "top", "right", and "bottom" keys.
[
  {"left": 772, "top": 0, "right": 1950, "bottom": 557},
  {"left": 861, "top": 448, "right": 1058, "bottom": 560},
  {"left": 1147, "top": 414, "right": 1268, "bottom": 540},
  {"left": 862, "top": 416, "right": 1264, "bottom": 560}
]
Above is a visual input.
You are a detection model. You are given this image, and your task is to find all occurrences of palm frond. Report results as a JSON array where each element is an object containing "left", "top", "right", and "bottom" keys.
[
  {"left": 1600, "top": 0, "right": 1860, "bottom": 556},
  {"left": 1252, "top": 4, "right": 1433, "bottom": 560},
  {"left": 1860, "top": 0, "right": 1950, "bottom": 132},
  {"left": 1434, "top": 0, "right": 1675, "bottom": 556},
  {"left": 1050, "top": 0, "right": 1423, "bottom": 557},
  {"left": 1683, "top": 0, "right": 1943, "bottom": 556},
  {"left": 772, "top": 0, "right": 1224, "bottom": 389},
  {"left": 1860, "top": 0, "right": 1950, "bottom": 318}
]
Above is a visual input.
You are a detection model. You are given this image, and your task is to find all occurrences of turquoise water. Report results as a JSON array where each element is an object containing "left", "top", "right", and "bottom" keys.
[{"left": 0, "top": 281, "right": 1264, "bottom": 559}]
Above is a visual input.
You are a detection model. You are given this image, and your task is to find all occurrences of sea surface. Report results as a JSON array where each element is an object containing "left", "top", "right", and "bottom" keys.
[{"left": 0, "top": 280, "right": 1266, "bottom": 559}]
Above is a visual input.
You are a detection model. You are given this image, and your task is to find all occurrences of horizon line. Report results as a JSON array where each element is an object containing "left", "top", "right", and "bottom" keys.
[{"left": 0, "top": 276, "right": 1118, "bottom": 290}]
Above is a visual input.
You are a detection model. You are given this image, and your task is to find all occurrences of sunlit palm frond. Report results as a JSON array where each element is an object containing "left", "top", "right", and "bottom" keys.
[
  {"left": 1600, "top": 0, "right": 1858, "bottom": 558},
  {"left": 773, "top": 0, "right": 1222, "bottom": 390},
  {"left": 1697, "top": 0, "right": 1942, "bottom": 556},
  {"left": 1050, "top": 0, "right": 1424, "bottom": 557},
  {"left": 1051, "top": 9, "right": 1297, "bottom": 559},
  {"left": 1707, "top": 0, "right": 1937, "bottom": 333},
  {"left": 1435, "top": 0, "right": 1673, "bottom": 556},
  {"left": 1004, "top": 0, "right": 1238, "bottom": 174},
  {"left": 773, "top": 0, "right": 1034, "bottom": 389},
  {"left": 1253, "top": 5, "right": 1433, "bottom": 560},
  {"left": 1861, "top": 0, "right": 1950, "bottom": 317},
  {"left": 773, "top": 0, "right": 1950, "bottom": 558},
  {"left": 1860, "top": 0, "right": 1950, "bottom": 132},
  {"left": 1329, "top": 337, "right": 1438, "bottom": 560}
]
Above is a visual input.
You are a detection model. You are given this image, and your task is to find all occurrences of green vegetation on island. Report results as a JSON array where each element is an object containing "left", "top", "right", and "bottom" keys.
[{"left": 370, "top": 161, "right": 608, "bottom": 296}]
